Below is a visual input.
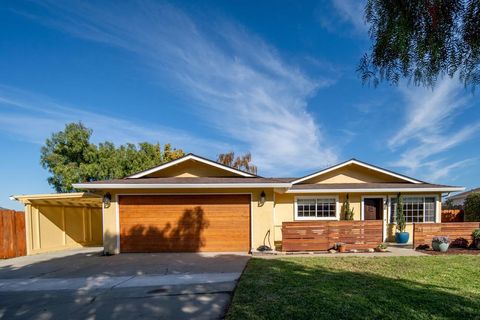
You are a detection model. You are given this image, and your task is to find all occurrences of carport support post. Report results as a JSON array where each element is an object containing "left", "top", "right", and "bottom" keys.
[{"left": 24, "top": 204, "right": 32, "bottom": 255}]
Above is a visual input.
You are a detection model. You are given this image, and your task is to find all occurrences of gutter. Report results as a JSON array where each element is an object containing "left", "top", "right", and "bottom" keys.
[
  {"left": 72, "top": 183, "right": 293, "bottom": 189},
  {"left": 285, "top": 187, "right": 465, "bottom": 193}
]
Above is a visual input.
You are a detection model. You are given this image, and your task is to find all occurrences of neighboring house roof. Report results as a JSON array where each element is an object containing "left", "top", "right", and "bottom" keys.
[
  {"left": 292, "top": 159, "right": 423, "bottom": 184},
  {"left": 127, "top": 153, "right": 257, "bottom": 178},
  {"left": 446, "top": 187, "right": 480, "bottom": 200},
  {"left": 72, "top": 153, "right": 464, "bottom": 193},
  {"left": 287, "top": 183, "right": 462, "bottom": 193}
]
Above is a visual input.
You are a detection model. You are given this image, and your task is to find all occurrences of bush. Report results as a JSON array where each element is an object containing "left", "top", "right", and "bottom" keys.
[
  {"left": 472, "top": 229, "right": 480, "bottom": 240},
  {"left": 464, "top": 193, "right": 480, "bottom": 221}
]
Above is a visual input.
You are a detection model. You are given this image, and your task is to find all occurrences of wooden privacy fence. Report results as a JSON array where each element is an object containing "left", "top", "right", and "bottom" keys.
[
  {"left": 413, "top": 222, "right": 480, "bottom": 249},
  {"left": 441, "top": 209, "right": 464, "bottom": 222},
  {"left": 282, "top": 220, "right": 383, "bottom": 252},
  {"left": 0, "top": 210, "right": 26, "bottom": 259}
]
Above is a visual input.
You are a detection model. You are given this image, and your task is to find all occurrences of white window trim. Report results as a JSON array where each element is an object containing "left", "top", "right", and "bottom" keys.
[
  {"left": 388, "top": 194, "right": 439, "bottom": 224},
  {"left": 294, "top": 195, "right": 340, "bottom": 221}
]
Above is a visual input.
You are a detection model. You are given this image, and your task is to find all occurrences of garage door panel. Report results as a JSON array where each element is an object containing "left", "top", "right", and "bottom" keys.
[{"left": 119, "top": 195, "right": 250, "bottom": 252}]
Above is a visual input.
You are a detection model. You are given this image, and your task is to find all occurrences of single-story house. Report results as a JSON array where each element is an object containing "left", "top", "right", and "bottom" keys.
[
  {"left": 445, "top": 187, "right": 480, "bottom": 207},
  {"left": 58, "top": 153, "right": 462, "bottom": 254}
]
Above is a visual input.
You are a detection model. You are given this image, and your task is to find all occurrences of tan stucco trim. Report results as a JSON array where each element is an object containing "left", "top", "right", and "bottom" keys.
[
  {"left": 292, "top": 159, "right": 423, "bottom": 184},
  {"left": 13, "top": 192, "right": 102, "bottom": 206}
]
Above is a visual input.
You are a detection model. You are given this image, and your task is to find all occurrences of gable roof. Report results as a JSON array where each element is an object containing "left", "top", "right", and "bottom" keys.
[
  {"left": 127, "top": 153, "right": 257, "bottom": 178},
  {"left": 446, "top": 187, "right": 480, "bottom": 200},
  {"left": 72, "top": 155, "right": 464, "bottom": 192},
  {"left": 73, "top": 177, "right": 293, "bottom": 189},
  {"left": 291, "top": 159, "right": 423, "bottom": 185}
]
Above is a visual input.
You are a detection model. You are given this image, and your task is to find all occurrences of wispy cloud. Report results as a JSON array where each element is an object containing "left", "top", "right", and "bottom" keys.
[
  {"left": 317, "top": 0, "right": 367, "bottom": 35},
  {"left": 19, "top": 0, "right": 338, "bottom": 174},
  {"left": 421, "top": 158, "right": 477, "bottom": 182},
  {"left": 0, "top": 85, "right": 226, "bottom": 152},
  {"left": 388, "top": 77, "right": 480, "bottom": 181}
]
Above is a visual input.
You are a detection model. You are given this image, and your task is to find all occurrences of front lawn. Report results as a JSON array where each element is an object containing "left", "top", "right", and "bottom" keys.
[{"left": 227, "top": 256, "right": 480, "bottom": 319}]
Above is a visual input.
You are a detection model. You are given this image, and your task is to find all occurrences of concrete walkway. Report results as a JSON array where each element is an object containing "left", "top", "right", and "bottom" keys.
[{"left": 256, "top": 246, "right": 427, "bottom": 259}]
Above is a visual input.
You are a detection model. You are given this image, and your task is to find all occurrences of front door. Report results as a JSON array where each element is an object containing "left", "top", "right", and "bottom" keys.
[{"left": 364, "top": 198, "right": 383, "bottom": 220}]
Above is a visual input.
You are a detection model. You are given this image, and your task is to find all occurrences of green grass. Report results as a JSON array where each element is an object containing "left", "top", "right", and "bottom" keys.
[{"left": 227, "top": 256, "right": 480, "bottom": 320}]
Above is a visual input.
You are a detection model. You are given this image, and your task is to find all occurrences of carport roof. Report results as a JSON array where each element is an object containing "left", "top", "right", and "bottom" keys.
[{"left": 12, "top": 192, "right": 102, "bottom": 207}]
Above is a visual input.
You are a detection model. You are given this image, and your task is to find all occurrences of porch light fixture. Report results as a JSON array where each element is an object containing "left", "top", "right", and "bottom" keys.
[
  {"left": 259, "top": 191, "right": 266, "bottom": 206},
  {"left": 103, "top": 192, "right": 112, "bottom": 208}
]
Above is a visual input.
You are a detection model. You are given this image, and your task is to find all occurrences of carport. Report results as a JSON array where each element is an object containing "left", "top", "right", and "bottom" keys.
[{"left": 13, "top": 193, "right": 103, "bottom": 255}]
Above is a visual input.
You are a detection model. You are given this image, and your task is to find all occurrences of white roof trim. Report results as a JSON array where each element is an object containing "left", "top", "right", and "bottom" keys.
[
  {"left": 292, "top": 159, "right": 422, "bottom": 185},
  {"left": 127, "top": 154, "right": 255, "bottom": 178},
  {"left": 286, "top": 187, "right": 464, "bottom": 194},
  {"left": 73, "top": 183, "right": 291, "bottom": 189}
]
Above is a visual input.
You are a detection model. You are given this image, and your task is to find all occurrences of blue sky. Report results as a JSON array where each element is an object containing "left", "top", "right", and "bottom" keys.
[{"left": 1, "top": 0, "right": 479, "bottom": 210}]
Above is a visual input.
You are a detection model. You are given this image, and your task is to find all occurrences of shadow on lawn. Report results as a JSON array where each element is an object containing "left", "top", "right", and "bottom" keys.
[{"left": 227, "top": 257, "right": 480, "bottom": 320}]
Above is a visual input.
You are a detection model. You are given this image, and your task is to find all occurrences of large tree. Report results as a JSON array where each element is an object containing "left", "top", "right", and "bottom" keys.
[
  {"left": 359, "top": 0, "right": 480, "bottom": 89},
  {"left": 217, "top": 151, "right": 257, "bottom": 175},
  {"left": 41, "top": 122, "right": 185, "bottom": 192}
]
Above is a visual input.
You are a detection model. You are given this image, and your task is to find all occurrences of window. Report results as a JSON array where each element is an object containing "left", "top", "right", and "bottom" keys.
[
  {"left": 296, "top": 197, "right": 337, "bottom": 220},
  {"left": 390, "top": 196, "right": 436, "bottom": 223}
]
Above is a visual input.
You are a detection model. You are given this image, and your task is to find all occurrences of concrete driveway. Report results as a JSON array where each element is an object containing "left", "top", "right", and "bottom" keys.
[{"left": 0, "top": 248, "right": 250, "bottom": 319}]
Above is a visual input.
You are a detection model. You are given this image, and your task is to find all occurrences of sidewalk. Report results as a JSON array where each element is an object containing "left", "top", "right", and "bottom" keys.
[{"left": 0, "top": 272, "right": 241, "bottom": 292}]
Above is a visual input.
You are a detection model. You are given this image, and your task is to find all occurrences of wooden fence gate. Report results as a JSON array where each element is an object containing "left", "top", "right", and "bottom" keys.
[
  {"left": 282, "top": 220, "right": 383, "bottom": 252},
  {"left": 0, "top": 210, "right": 26, "bottom": 259}
]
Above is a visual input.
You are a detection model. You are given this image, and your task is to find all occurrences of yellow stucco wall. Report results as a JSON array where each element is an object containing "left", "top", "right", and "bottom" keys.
[
  {"left": 25, "top": 204, "right": 103, "bottom": 255},
  {"left": 144, "top": 160, "right": 242, "bottom": 178},
  {"left": 102, "top": 188, "right": 274, "bottom": 254},
  {"left": 274, "top": 192, "right": 442, "bottom": 246},
  {"left": 302, "top": 164, "right": 407, "bottom": 184}
]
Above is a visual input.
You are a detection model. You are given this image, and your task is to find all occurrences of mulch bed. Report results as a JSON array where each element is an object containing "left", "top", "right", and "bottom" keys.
[{"left": 419, "top": 248, "right": 480, "bottom": 255}]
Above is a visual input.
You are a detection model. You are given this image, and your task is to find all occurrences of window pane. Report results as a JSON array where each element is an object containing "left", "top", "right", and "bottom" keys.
[
  {"left": 424, "top": 197, "right": 435, "bottom": 222},
  {"left": 317, "top": 198, "right": 336, "bottom": 217},
  {"left": 391, "top": 196, "right": 436, "bottom": 223},
  {"left": 297, "top": 199, "right": 315, "bottom": 217},
  {"left": 390, "top": 198, "right": 397, "bottom": 223}
]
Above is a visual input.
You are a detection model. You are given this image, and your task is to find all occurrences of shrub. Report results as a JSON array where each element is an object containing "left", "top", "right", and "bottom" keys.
[
  {"left": 432, "top": 236, "right": 450, "bottom": 244},
  {"left": 464, "top": 193, "right": 480, "bottom": 221},
  {"left": 472, "top": 229, "right": 480, "bottom": 240},
  {"left": 343, "top": 194, "right": 354, "bottom": 220},
  {"left": 396, "top": 193, "right": 406, "bottom": 232},
  {"left": 377, "top": 243, "right": 388, "bottom": 250}
]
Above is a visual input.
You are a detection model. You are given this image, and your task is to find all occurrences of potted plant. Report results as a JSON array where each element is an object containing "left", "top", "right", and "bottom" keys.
[
  {"left": 472, "top": 229, "right": 480, "bottom": 249},
  {"left": 432, "top": 236, "right": 450, "bottom": 252},
  {"left": 336, "top": 243, "right": 347, "bottom": 253},
  {"left": 376, "top": 243, "right": 388, "bottom": 252},
  {"left": 394, "top": 193, "right": 409, "bottom": 243}
]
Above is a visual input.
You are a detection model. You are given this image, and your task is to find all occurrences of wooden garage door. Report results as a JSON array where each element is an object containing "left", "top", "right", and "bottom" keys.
[{"left": 119, "top": 194, "right": 250, "bottom": 252}]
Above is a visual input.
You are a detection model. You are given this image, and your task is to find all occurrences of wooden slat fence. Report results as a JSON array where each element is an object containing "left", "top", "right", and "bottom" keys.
[
  {"left": 441, "top": 209, "right": 464, "bottom": 222},
  {"left": 413, "top": 222, "right": 480, "bottom": 249},
  {"left": 282, "top": 220, "right": 383, "bottom": 252},
  {"left": 0, "top": 210, "right": 26, "bottom": 259}
]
